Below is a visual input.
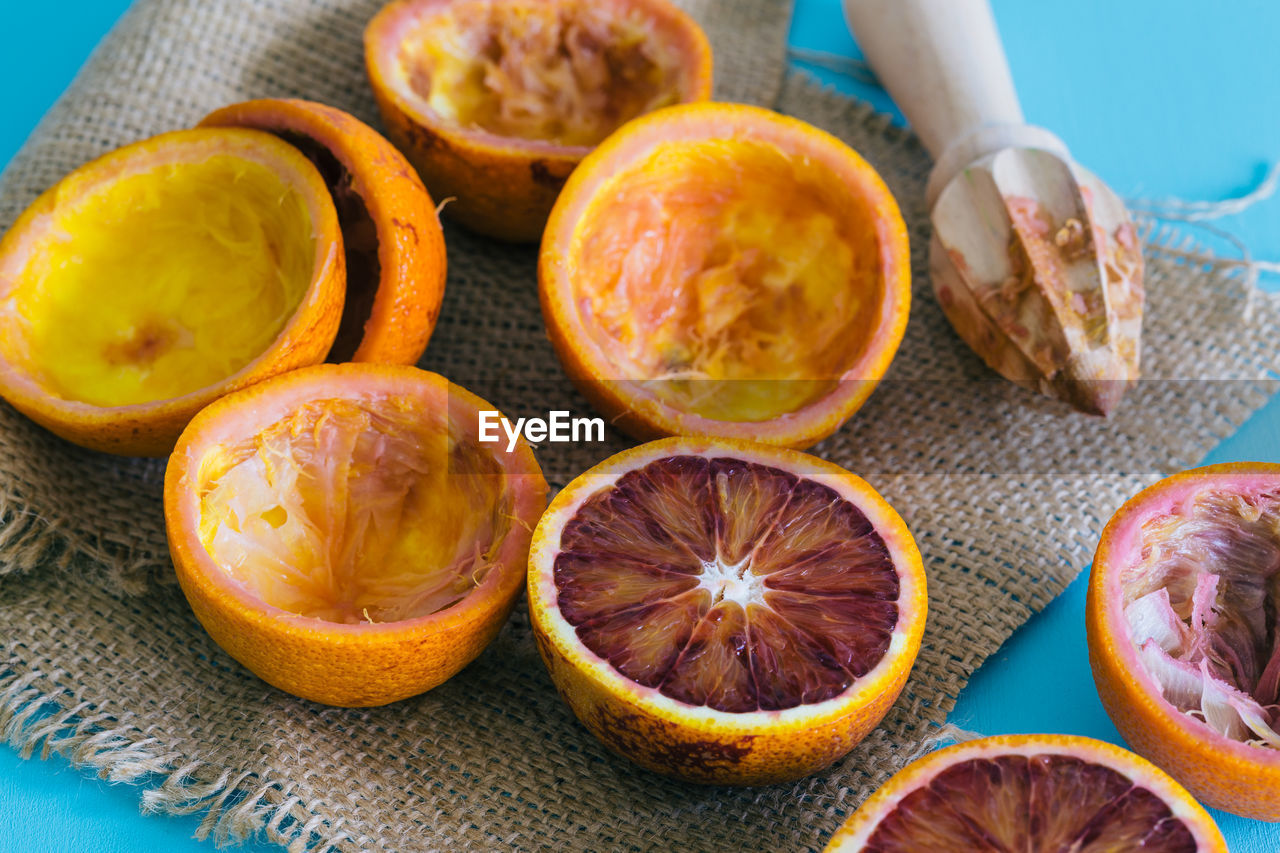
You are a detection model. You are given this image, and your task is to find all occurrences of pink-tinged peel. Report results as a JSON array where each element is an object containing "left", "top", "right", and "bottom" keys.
[{"left": 1120, "top": 484, "right": 1280, "bottom": 750}]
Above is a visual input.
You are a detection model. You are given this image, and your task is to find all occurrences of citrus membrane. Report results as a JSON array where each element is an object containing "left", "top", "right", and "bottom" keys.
[
  {"left": 556, "top": 454, "right": 899, "bottom": 712},
  {"left": 389, "top": 0, "right": 692, "bottom": 147},
  {"left": 1120, "top": 481, "right": 1280, "bottom": 748},
  {"left": 195, "top": 390, "right": 511, "bottom": 624},
  {"left": 2, "top": 139, "right": 316, "bottom": 407},
  {"left": 571, "top": 139, "right": 884, "bottom": 423},
  {"left": 540, "top": 103, "right": 910, "bottom": 448},
  {"left": 825, "top": 736, "right": 1225, "bottom": 852}
]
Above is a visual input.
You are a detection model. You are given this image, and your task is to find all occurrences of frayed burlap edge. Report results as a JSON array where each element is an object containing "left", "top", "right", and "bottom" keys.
[{"left": 1, "top": 668, "right": 343, "bottom": 851}]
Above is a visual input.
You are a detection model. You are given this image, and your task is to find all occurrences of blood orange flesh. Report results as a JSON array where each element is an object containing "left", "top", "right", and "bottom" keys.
[
  {"left": 825, "top": 736, "right": 1225, "bottom": 852},
  {"left": 555, "top": 454, "right": 899, "bottom": 713},
  {"left": 862, "top": 754, "right": 1195, "bottom": 850},
  {"left": 530, "top": 437, "right": 925, "bottom": 784}
]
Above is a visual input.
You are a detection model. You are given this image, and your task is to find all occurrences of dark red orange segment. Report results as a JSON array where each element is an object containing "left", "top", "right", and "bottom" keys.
[
  {"left": 574, "top": 592, "right": 704, "bottom": 691},
  {"left": 747, "top": 603, "right": 858, "bottom": 711},
  {"left": 824, "top": 735, "right": 1226, "bottom": 853},
  {"left": 865, "top": 755, "right": 1197, "bottom": 852},
  {"left": 554, "top": 553, "right": 699, "bottom": 624},
  {"left": 710, "top": 455, "right": 797, "bottom": 563},
  {"left": 553, "top": 454, "right": 899, "bottom": 713},
  {"left": 766, "top": 590, "right": 897, "bottom": 677}
]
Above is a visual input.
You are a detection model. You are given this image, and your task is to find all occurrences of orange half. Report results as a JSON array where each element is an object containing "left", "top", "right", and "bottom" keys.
[
  {"left": 528, "top": 436, "right": 926, "bottom": 784},
  {"left": 164, "top": 363, "right": 548, "bottom": 707},
  {"left": 824, "top": 734, "right": 1226, "bottom": 851},
  {"left": 1089, "top": 462, "right": 1280, "bottom": 819},
  {"left": 539, "top": 103, "right": 911, "bottom": 449},
  {"left": 0, "top": 128, "right": 345, "bottom": 456},
  {"left": 200, "top": 98, "right": 446, "bottom": 366},
  {"left": 365, "top": 0, "right": 713, "bottom": 242}
]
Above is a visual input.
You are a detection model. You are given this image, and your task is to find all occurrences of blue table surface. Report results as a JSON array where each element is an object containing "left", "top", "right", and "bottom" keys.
[{"left": 3, "top": 1, "right": 1279, "bottom": 850}]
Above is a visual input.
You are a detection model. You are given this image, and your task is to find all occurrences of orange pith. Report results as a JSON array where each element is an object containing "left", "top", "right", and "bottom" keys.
[
  {"left": 1088, "top": 462, "right": 1280, "bottom": 820},
  {"left": 528, "top": 436, "right": 926, "bottom": 785},
  {"left": 0, "top": 128, "right": 345, "bottom": 456},
  {"left": 365, "top": 0, "right": 713, "bottom": 242},
  {"left": 539, "top": 103, "right": 911, "bottom": 449},
  {"left": 823, "top": 734, "right": 1226, "bottom": 852},
  {"left": 164, "top": 363, "right": 548, "bottom": 707},
  {"left": 200, "top": 98, "right": 446, "bottom": 366}
]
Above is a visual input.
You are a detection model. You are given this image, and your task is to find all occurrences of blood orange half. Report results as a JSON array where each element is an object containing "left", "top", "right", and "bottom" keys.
[
  {"left": 365, "top": 0, "right": 712, "bottom": 242},
  {"left": 824, "top": 734, "right": 1226, "bottom": 852},
  {"left": 0, "top": 128, "right": 344, "bottom": 455},
  {"left": 539, "top": 102, "right": 911, "bottom": 449},
  {"left": 527, "top": 436, "right": 926, "bottom": 785},
  {"left": 200, "top": 98, "right": 447, "bottom": 366},
  {"left": 1089, "top": 462, "right": 1280, "bottom": 819},
  {"left": 164, "top": 363, "right": 547, "bottom": 707}
]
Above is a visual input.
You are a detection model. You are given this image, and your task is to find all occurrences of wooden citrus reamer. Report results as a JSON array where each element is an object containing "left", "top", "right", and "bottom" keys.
[{"left": 845, "top": 0, "right": 1145, "bottom": 415}]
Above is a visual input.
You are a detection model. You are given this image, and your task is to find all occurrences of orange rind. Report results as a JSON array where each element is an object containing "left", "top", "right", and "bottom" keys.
[
  {"left": 0, "top": 128, "right": 344, "bottom": 456},
  {"left": 164, "top": 363, "right": 548, "bottom": 707},
  {"left": 539, "top": 102, "right": 911, "bottom": 449},
  {"left": 365, "top": 0, "right": 713, "bottom": 242},
  {"left": 1089, "top": 462, "right": 1280, "bottom": 820},
  {"left": 201, "top": 98, "right": 446, "bottom": 365}
]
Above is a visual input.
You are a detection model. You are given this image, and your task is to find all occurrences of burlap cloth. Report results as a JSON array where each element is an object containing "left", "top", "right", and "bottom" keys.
[{"left": 1, "top": 1, "right": 1277, "bottom": 850}]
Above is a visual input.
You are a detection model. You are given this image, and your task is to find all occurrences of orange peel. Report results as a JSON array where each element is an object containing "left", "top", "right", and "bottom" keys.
[
  {"left": 164, "top": 363, "right": 548, "bottom": 707},
  {"left": 1089, "top": 462, "right": 1280, "bottom": 820},
  {"left": 539, "top": 102, "right": 911, "bottom": 449},
  {"left": 0, "top": 128, "right": 344, "bottom": 456},
  {"left": 364, "top": 0, "right": 713, "bottom": 242},
  {"left": 200, "top": 98, "right": 446, "bottom": 365}
]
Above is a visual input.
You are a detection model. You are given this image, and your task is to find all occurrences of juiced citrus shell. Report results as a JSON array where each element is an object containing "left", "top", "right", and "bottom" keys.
[
  {"left": 528, "top": 437, "right": 926, "bottom": 784},
  {"left": 164, "top": 363, "right": 548, "bottom": 707},
  {"left": 0, "top": 128, "right": 344, "bottom": 455},
  {"left": 539, "top": 103, "right": 911, "bottom": 449},
  {"left": 824, "top": 735, "right": 1226, "bottom": 852},
  {"left": 1089, "top": 462, "right": 1280, "bottom": 819},
  {"left": 200, "top": 98, "right": 447, "bottom": 366},
  {"left": 387, "top": 0, "right": 692, "bottom": 146},
  {"left": 365, "top": 0, "right": 713, "bottom": 241}
]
